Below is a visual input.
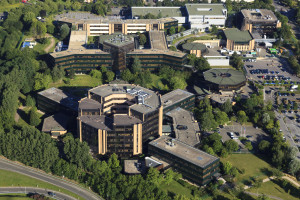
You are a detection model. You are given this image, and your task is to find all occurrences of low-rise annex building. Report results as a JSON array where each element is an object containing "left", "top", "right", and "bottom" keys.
[{"left": 148, "top": 136, "right": 220, "bottom": 186}]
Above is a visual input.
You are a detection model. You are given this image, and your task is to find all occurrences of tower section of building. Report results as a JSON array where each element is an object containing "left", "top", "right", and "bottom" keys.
[{"left": 77, "top": 84, "right": 163, "bottom": 158}]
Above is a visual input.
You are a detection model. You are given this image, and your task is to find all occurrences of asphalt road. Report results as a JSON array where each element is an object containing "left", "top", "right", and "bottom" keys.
[
  {"left": 0, "top": 157, "right": 103, "bottom": 200},
  {"left": 0, "top": 187, "right": 76, "bottom": 200}
]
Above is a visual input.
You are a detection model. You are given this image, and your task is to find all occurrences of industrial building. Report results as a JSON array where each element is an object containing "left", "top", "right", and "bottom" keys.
[
  {"left": 148, "top": 136, "right": 220, "bottom": 186},
  {"left": 77, "top": 84, "right": 163, "bottom": 158},
  {"left": 203, "top": 68, "right": 247, "bottom": 92},
  {"left": 224, "top": 28, "right": 255, "bottom": 51},
  {"left": 240, "top": 9, "right": 281, "bottom": 37}
]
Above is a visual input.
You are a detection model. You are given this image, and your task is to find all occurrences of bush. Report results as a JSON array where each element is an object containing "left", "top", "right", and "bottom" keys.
[{"left": 25, "top": 95, "right": 36, "bottom": 107}]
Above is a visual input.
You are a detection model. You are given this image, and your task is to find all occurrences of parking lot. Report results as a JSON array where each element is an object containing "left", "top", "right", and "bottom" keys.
[
  {"left": 276, "top": 111, "right": 300, "bottom": 159},
  {"left": 244, "top": 58, "right": 300, "bottom": 83},
  {"left": 218, "top": 122, "right": 269, "bottom": 150}
]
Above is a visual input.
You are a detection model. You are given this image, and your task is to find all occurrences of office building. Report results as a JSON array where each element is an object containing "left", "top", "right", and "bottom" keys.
[
  {"left": 185, "top": 4, "right": 227, "bottom": 30},
  {"left": 42, "top": 113, "right": 69, "bottom": 138},
  {"left": 37, "top": 87, "right": 80, "bottom": 116},
  {"left": 161, "top": 89, "right": 195, "bottom": 113},
  {"left": 240, "top": 9, "right": 281, "bottom": 36},
  {"left": 224, "top": 28, "right": 255, "bottom": 51},
  {"left": 77, "top": 84, "right": 163, "bottom": 158},
  {"left": 148, "top": 136, "right": 220, "bottom": 185},
  {"left": 54, "top": 12, "right": 178, "bottom": 36},
  {"left": 203, "top": 68, "right": 247, "bottom": 92},
  {"left": 182, "top": 42, "right": 208, "bottom": 57}
]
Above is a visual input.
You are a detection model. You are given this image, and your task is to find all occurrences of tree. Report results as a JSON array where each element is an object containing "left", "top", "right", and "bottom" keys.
[
  {"left": 244, "top": 141, "right": 253, "bottom": 151},
  {"left": 257, "top": 194, "right": 270, "bottom": 200},
  {"left": 211, "top": 25, "right": 218, "bottom": 35},
  {"left": 36, "top": 21, "right": 47, "bottom": 38},
  {"left": 169, "top": 27, "right": 176, "bottom": 35},
  {"left": 29, "top": 107, "right": 41, "bottom": 126},
  {"left": 288, "top": 159, "right": 300, "bottom": 175},
  {"left": 168, "top": 76, "right": 187, "bottom": 90},
  {"left": 258, "top": 140, "right": 270, "bottom": 153},
  {"left": 121, "top": 69, "right": 133, "bottom": 82},
  {"left": 51, "top": 66, "right": 65, "bottom": 82},
  {"left": 169, "top": 46, "right": 177, "bottom": 51},
  {"left": 68, "top": 68, "right": 75, "bottom": 79},
  {"left": 237, "top": 110, "right": 248, "bottom": 125},
  {"left": 47, "top": 24, "right": 55, "bottom": 34},
  {"left": 23, "top": 12, "right": 35, "bottom": 24},
  {"left": 146, "top": 167, "right": 163, "bottom": 185},
  {"left": 139, "top": 34, "right": 147, "bottom": 45},
  {"left": 131, "top": 57, "right": 141, "bottom": 74},
  {"left": 25, "top": 95, "right": 36, "bottom": 107},
  {"left": 221, "top": 99, "right": 233, "bottom": 114},
  {"left": 71, "top": 2, "right": 81, "bottom": 11},
  {"left": 90, "top": 69, "right": 102, "bottom": 79},
  {"left": 223, "top": 161, "right": 232, "bottom": 175},
  {"left": 105, "top": 71, "right": 115, "bottom": 83},
  {"left": 215, "top": 110, "right": 229, "bottom": 125},
  {"left": 59, "top": 24, "right": 70, "bottom": 40},
  {"left": 164, "top": 169, "right": 174, "bottom": 185},
  {"left": 262, "top": 113, "right": 270, "bottom": 124},
  {"left": 194, "top": 57, "right": 210, "bottom": 71},
  {"left": 225, "top": 140, "right": 239, "bottom": 153}
]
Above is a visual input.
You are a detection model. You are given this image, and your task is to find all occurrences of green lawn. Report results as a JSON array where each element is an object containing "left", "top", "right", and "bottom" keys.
[
  {"left": 0, "top": 169, "right": 84, "bottom": 200},
  {"left": 0, "top": 194, "right": 31, "bottom": 200},
  {"left": 249, "top": 179, "right": 300, "bottom": 200},
  {"left": 33, "top": 39, "right": 51, "bottom": 55},
  {"left": 0, "top": 3, "right": 23, "bottom": 12},
  {"left": 221, "top": 154, "right": 274, "bottom": 184},
  {"left": 160, "top": 180, "right": 194, "bottom": 199},
  {"left": 146, "top": 74, "right": 166, "bottom": 91},
  {"left": 50, "top": 75, "right": 101, "bottom": 89}
]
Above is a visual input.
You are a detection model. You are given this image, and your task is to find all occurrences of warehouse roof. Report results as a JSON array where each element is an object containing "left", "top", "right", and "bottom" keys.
[
  {"left": 182, "top": 42, "right": 207, "bottom": 51},
  {"left": 185, "top": 4, "right": 227, "bottom": 16},
  {"left": 132, "top": 7, "right": 183, "bottom": 17},
  {"left": 149, "top": 136, "right": 219, "bottom": 168},
  {"left": 203, "top": 68, "right": 246, "bottom": 86},
  {"left": 224, "top": 28, "right": 253, "bottom": 43}
]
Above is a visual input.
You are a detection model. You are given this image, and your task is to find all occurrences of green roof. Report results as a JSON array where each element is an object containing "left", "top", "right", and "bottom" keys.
[
  {"left": 132, "top": 7, "right": 183, "bottom": 17},
  {"left": 182, "top": 43, "right": 207, "bottom": 51},
  {"left": 185, "top": 4, "right": 226, "bottom": 16},
  {"left": 224, "top": 28, "right": 253, "bottom": 43},
  {"left": 203, "top": 68, "right": 246, "bottom": 86}
]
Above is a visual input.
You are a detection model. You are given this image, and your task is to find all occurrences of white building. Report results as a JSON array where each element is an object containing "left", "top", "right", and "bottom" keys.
[
  {"left": 204, "top": 56, "right": 230, "bottom": 66},
  {"left": 185, "top": 4, "right": 227, "bottom": 31}
]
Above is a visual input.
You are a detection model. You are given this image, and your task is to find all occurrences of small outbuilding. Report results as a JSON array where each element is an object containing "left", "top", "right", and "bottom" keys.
[
  {"left": 182, "top": 42, "right": 208, "bottom": 57},
  {"left": 42, "top": 113, "right": 69, "bottom": 138}
]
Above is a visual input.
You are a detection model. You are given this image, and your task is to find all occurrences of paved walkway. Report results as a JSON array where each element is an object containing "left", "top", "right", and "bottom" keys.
[
  {"left": 282, "top": 176, "right": 300, "bottom": 187},
  {"left": 45, "top": 37, "right": 55, "bottom": 53}
]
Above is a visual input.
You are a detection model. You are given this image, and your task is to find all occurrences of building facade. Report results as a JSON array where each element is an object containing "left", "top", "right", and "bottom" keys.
[
  {"left": 224, "top": 28, "right": 255, "bottom": 51},
  {"left": 77, "top": 84, "right": 163, "bottom": 158},
  {"left": 240, "top": 9, "right": 281, "bottom": 37},
  {"left": 149, "top": 136, "right": 220, "bottom": 186}
]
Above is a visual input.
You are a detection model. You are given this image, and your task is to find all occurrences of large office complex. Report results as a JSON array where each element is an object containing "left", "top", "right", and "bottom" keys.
[
  {"left": 240, "top": 9, "right": 281, "bottom": 36},
  {"left": 161, "top": 89, "right": 195, "bottom": 113},
  {"left": 131, "top": 4, "right": 227, "bottom": 30},
  {"left": 149, "top": 136, "right": 220, "bottom": 185},
  {"left": 77, "top": 84, "right": 163, "bottom": 158},
  {"left": 224, "top": 28, "right": 255, "bottom": 51}
]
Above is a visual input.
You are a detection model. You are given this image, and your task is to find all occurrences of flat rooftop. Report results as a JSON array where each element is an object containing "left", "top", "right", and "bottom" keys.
[
  {"left": 149, "top": 31, "right": 168, "bottom": 50},
  {"left": 128, "top": 49, "right": 186, "bottom": 58},
  {"left": 89, "top": 84, "right": 161, "bottom": 114},
  {"left": 203, "top": 68, "right": 247, "bottom": 86},
  {"left": 241, "top": 9, "right": 278, "bottom": 22},
  {"left": 149, "top": 136, "right": 219, "bottom": 168},
  {"left": 132, "top": 7, "right": 183, "bottom": 17},
  {"left": 103, "top": 34, "right": 134, "bottom": 47},
  {"left": 38, "top": 87, "right": 80, "bottom": 112},
  {"left": 224, "top": 28, "right": 253, "bottom": 43},
  {"left": 50, "top": 31, "right": 110, "bottom": 58},
  {"left": 161, "top": 89, "right": 194, "bottom": 109},
  {"left": 124, "top": 160, "right": 146, "bottom": 174},
  {"left": 55, "top": 12, "right": 177, "bottom": 24},
  {"left": 165, "top": 107, "right": 200, "bottom": 146},
  {"left": 79, "top": 98, "right": 101, "bottom": 110},
  {"left": 185, "top": 4, "right": 226, "bottom": 16},
  {"left": 42, "top": 113, "right": 69, "bottom": 132}
]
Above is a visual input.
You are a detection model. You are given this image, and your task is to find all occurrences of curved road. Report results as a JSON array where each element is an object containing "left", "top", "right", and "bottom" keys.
[
  {"left": 0, "top": 157, "right": 103, "bottom": 200},
  {"left": 0, "top": 187, "right": 76, "bottom": 200}
]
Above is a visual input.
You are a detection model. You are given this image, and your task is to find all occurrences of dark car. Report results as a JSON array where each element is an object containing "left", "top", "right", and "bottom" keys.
[
  {"left": 48, "top": 192, "right": 56, "bottom": 197},
  {"left": 176, "top": 125, "right": 188, "bottom": 130},
  {"left": 246, "top": 135, "right": 253, "bottom": 138}
]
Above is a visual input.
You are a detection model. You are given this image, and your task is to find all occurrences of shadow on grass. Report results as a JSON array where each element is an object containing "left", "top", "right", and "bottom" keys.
[
  {"left": 237, "top": 192, "right": 256, "bottom": 200},
  {"left": 260, "top": 167, "right": 273, "bottom": 177},
  {"left": 272, "top": 179, "right": 300, "bottom": 199}
]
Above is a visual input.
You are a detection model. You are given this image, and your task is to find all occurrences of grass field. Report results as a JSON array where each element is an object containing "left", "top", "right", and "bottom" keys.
[
  {"left": 221, "top": 154, "right": 274, "bottom": 184},
  {"left": 0, "top": 193, "right": 31, "bottom": 200},
  {"left": 249, "top": 179, "right": 300, "bottom": 200},
  {"left": 50, "top": 75, "right": 102, "bottom": 89},
  {"left": 160, "top": 180, "right": 194, "bottom": 198},
  {"left": 211, "top": 65, "right": 234, "bottom": 69},
  {"left": 0, "top": 3, "right": 23, "bottom": 12},
  {"left": 0, "top": 169, "right": 84, "bottom": 200}
]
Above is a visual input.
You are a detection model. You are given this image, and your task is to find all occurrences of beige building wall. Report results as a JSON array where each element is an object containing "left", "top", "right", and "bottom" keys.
[
  {"left": 98, "top": 129, "right": 107, "bottom": 155},
  {"left": 158, "top": 105, "right": 163, "bottom": 136},
  {"left": 190, "top": 49, "right": 201, "bottom": 57},
  {"left": 133, "top": 123, "right": 142, "bottom": 155},
  {"left": 77, "top": 119, "right": 82, "bottom": 142},
  {"left": 226, "top": 39, "right": 255, "bottom": 51}
]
